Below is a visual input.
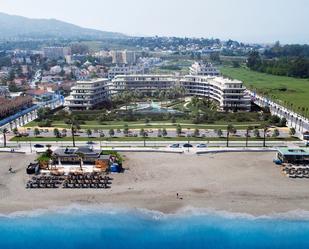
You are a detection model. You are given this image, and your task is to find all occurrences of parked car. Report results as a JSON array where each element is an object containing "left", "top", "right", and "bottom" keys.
[
  {"left": 169, "top": 143, "right": 180, "bottom": 148},
  {"left": 197, "top": 143, "right": 207, "bottom": 148},
  {"left": 34, "top": 144, "right": 44, "bottom": 148},
  {"left": 182, "top": 143, "right": 193, "bottom": 148}
]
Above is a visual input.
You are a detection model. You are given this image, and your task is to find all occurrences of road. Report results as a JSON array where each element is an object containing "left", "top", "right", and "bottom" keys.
[
  {"left": 6, "top": 140, "right": 306, "bottom": 151},
  {"left": 17, "top": 127, "right": 291, "bottom": 139}
]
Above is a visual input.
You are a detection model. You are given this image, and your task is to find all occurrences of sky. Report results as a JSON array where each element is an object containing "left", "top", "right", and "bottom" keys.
[{"left": 1, "top": 0, "right": 309, "bottom": 44}]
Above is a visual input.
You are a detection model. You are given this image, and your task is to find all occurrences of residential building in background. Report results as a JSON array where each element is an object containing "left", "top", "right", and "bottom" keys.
[
  {"left": 111, "top": 50, "right": 125, "bottom": 64},
  {"left": 112, "top": 75, "right": 176, "bottom": 94},
  {"left": 64, "top": 78, "right": 110, "bottom": 110},
  {"left": 123, "top": 50, "right": 136, "bottom": 64},
  {"left": 190, "top": 62, "right": 220, "bottom": 76},
  {"left": 43, "top": 47, "right": 72, "bottom": 60},
  {"left": 110, "top": 50, "right": 136, "bottom": 65},
  {"left": 108, "top": 65, "right": 147, "bottom": 79}
]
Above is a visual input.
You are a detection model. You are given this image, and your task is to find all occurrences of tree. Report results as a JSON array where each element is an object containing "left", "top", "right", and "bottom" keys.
[
  {"left": 69, "top": 117, "right": 81, "bottom": 147},
  {"left": 216, "top": 129, "right": 223, "bottom": 137},
  {"left": 1, "top": 128, "right": 8, "bottom": 147},
  {"left": 86, "top": 129, "right": 92, "bottom": 138},
  {"left": 62, "top": 129, "right": 67, "bottom": 136},
  {"left": 193, "top": 128, "right": 200, "bottom": 137},
  {"left": 109, "top": 129, "right": 115, "bottom": 137},
  {"left": 123, "top": 124, "right": 129, "bottom": 136},
  {"left": 12, "top": 127, "right": 19, "bottom": 136},
  {"left": 245, "top": 126, "right": 253, "bottom": 147},
  {"left": 176, "top": 124, "right": 182, "bottom": 137},
  {"left": 226, "top": 124, "right": 236, "bottom": 147},
  {"left": 139, "top": 128, "right": 148, "bottom": 147},
  {"left": 157, "top": 128, "right": 162, "bottom": 137},
  {"left": 53, "top": 128, "right": 61, "bottom": 138},
  {"left": 139, "top": 128, "right": 145, "bottom": 137},
  {"left": 247, "top": 51, "right": 262, "bottom": 70},
  {"left": 272, "top": 128, "right": 280, "bottom": 138},
  {"left": 253, "top": 129, "right": 260, "bottom": 138},
  {"left": 279, "top": 118, "right": 287, "bottom": 127},
  {"left": 37, "top": 107, "right": 52, "bottom": 121},
  {"left": 34, "top": 128, "right": 40, "bottom": 137},
  {"left": 261, "top": 125, "right": 269, "bottom": 147},
  {"left": 289, "top": 127, "right": 296, "bottom": 137},
  {"left": 162, "top": 128, "right": 168, "bottom": 137}
]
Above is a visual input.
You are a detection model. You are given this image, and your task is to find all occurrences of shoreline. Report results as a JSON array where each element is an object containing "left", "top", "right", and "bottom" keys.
[
  {"left": 2, "top": 203, "right": 309, "bottom": 221},
  {"left": 1, "top": 152, "right": 309, "bottom": 217}
]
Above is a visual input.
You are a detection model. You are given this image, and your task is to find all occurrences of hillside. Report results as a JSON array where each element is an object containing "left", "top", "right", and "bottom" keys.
[{"left": 0, "top": 12, "right": 126, "bottom": 40}]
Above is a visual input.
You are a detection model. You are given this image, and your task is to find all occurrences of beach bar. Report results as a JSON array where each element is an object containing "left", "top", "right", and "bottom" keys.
[{"left": 277, "top": 148, "right": 309, "bottom": 164}]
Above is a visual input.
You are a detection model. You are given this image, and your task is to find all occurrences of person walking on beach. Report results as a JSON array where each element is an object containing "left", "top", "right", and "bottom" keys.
[{"left": 176, "top": 193, "right": 179, "bottom": 199}]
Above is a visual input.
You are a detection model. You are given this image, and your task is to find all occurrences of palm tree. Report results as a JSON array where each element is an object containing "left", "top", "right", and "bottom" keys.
[
  {"left": 226, "top": 124, "right": 235, "bottom": 147},
  {"left": 1, "top": 128, "right": 8, "bottom": 147},
  {"left": 261, "top": 124, "right": 269, "bottom": 147},
  {"left": 70, "top": 117, "right": 80, "bottom": 147},
  {"left": 86, "top": 129, "right": 92, "bottom": 138},
  {"left": 245, "top": 126, "right": 253, "bottom": 147}
]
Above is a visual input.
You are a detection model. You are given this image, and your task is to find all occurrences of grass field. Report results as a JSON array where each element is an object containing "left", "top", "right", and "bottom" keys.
[
  {"left": 221, "top": 67, "right": 309, "bottom": 116},
  {"left": 23, "top": 120, "right": 262, "bottom": 130}
]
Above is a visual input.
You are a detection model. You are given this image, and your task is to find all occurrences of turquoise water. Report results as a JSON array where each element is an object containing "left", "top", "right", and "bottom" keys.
[{"left": 1, "top": 206, "right": 309, "bottom": 249}]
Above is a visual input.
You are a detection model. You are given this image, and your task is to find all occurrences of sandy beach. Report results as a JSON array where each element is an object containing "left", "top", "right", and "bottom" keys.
[{"left": 1, "top": 151, "right": 309, "bottom": 215}]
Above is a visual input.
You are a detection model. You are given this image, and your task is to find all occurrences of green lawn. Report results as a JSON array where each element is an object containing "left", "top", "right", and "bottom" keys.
[
  {"left": 221, "top": 67, "right": 309, "bottom": 117},
  {"left": 11, "top": 136, "right": 299, "bottom": 142},
  {"left": 23, "top": 120, "right": 262, "bottom": 130}
]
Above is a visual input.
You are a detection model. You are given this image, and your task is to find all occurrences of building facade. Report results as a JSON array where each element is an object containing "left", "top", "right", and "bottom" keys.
[
  {"left": 110, "top": 50, "right": 136, "bottom": 65},
  {"left": 189, "top": 62, "right": 220, "bottom": 76},
  {"left": 112, "top": 75, "right": 178, "bottom": 94},
  {"left": 181, "top": 76, "right": 251, "bottom": 111},
  {"left": 108, "top": 65, "right": 146, "bottom": 79},
  {"left": 65, "top": 75, "right": 251, "bottom": 111},
  {"left": 64, "top": 78, "right": 110, "bottom": 110},
  {"left": 43, "top": 47, "right": 71, "bottom": 60}
]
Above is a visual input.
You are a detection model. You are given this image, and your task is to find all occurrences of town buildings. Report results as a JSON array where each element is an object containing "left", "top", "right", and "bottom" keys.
[
  {"left": 43, "top": 47, "right": 72, "bottom": 60},
  {"left": 110, "top": 50, "right": 136, "bottom": 65}
]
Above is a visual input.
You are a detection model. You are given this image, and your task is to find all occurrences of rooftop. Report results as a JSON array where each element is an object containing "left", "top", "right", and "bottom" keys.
[{"left": 278, "top": 148, "right": 309, "bottom": 156}]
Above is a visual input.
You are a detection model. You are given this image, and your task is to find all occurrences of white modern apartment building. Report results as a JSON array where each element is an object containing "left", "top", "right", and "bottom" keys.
[
  {"left": 112, "top": 75, "right": 177, "bottom": 93},
  {"left": 181, "top": 76, "right": 251, "bottom": 111},
  {"left": 190, "top": 62, "right": 220, "bottom": 76},
  {"left": 65, "top": 78, "right": 110, "bottom": 110},
  {"left": 108, "top": 65, "right": 146, "bottom": 79},
  {"left": 43, "top": 47, "right": 71, "bottom": 60},
  {"left": 112, "top": 75, "right": 250, "bottom": 111},
  {"left": 65, "top": 75, "right": 251, "bottom": 111}
]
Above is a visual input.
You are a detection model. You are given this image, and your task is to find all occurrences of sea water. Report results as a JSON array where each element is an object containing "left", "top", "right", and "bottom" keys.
[{"left": 1, "top": 205, "right": 309, "bottom": 249}]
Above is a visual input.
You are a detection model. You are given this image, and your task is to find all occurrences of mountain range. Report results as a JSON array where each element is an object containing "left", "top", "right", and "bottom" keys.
[{"left": 0, "top": 12, "right": 126, "bottom": 40}]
